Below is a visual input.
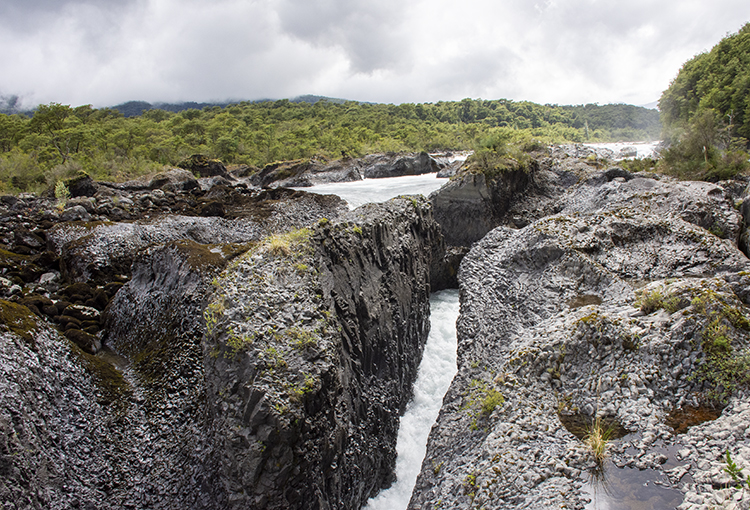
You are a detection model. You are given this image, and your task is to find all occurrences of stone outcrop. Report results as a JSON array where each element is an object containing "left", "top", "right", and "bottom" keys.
[
  {"left": 360, "top": 152, "right": 440, "bottom": 179},
  {"left": 431, "top": 148, "right": 744, "bottom": 248},
  {"left": 430, "top": 153, "right": 580, "bottom": 246},
  {"left": 409, "top": 209, "right": 750, "bottom": 509},
  {"left": 251, "top": 158, "right": 363, "bottom": 188},
  {"left": 0, "top": 190, "right": 445, "bottom": 509},
  {"left": 47, "top": 188, "right": 348, "bottom": 283},
  {"left": 203, "top": 196, "right": 443, "bottom": 509},
  {"left": 250, "top": 152, "right": 445, "bottom": 189},
  {"left": 0, "top": 302, "right": 116, "bottom": 509},
  {"left": 410, "top": 160, "right": 750, "bottom": 509},
  {"left": 178, "top": 154, "right": 233, "bottom": 179}
]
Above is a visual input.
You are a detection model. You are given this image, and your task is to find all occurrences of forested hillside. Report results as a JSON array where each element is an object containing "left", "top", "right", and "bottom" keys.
[
  {"left": 0, "top": 97, "right": 659, "bottom": 193},
  {"left": 657, "top": 23, "right": 750, "bottom": 180},
  {"left": 660, "top": 23, "right": 750, "bottom": 142}
]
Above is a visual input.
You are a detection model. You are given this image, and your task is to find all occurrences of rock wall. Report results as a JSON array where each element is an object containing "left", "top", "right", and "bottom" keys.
[
  {"left": 203, "top": 196, "right": 443, "bottom": 509},
  {"left": 430, "top": 156, "right": 575, "bottom": 246},
  {"left": 0, "top": 193, "right": 445, "bottom": 509},
  {"left": 410, "top": 166, "right": 750, "bottom": 509},
  {"left": 0, "top": 302, "right": 113, "bottom": 510}
]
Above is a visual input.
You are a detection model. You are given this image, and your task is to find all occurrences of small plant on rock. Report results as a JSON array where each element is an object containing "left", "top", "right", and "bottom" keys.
[
  {"left": 268, "top": 234, "right": 291, "bottom": 256},
  {"left": 203, "top": 300, "right": 225, "bottom": 336},
  {"left": 585, "top": 416, "right": 611, "bottom": 466},
  {"left": 635, "top": 287, "right": 680, "bottom": 314},
  {"left": 54, "top": 180, "right": 70, "bottom": 211},
  {"left": 724, "top": 450, "right": 750, "bottom": 489}
]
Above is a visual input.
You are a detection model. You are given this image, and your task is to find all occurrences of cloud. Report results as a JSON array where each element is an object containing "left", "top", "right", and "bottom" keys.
[
  {"left": 0, "top": 0, "right": 749, "bottom": 108},
  {"left": 275, "top": 0, "right": 411, "bottom": 73}
]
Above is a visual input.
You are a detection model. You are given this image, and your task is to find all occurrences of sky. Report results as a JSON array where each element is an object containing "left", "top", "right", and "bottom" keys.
[{"left": 0, "top": 0, "right": 749, "bottom": 109}]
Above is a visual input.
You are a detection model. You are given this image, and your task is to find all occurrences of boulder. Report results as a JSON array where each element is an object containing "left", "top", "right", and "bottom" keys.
[
  {"left": 148, "top": 168, "right": 199, "bottom": 192},
  {"left": 64, "top": 329, "right": 101, "bottom": 354},
  {"left": 65, "top": 173, "right": 98, "bottom": 197},
  {"left": 178, "top": 154, "right": 233, "bottom": 179},
  {"left": 362, "top": 151, "right": 440, "bottom": 178}
]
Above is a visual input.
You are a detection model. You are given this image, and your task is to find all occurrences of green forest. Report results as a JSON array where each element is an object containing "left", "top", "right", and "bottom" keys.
[
  {"left": 0, "top": 98, "right": 659, "bottom": 194},
  {"left": 658, "top": 22, "right": 750, "bottom": 180}
]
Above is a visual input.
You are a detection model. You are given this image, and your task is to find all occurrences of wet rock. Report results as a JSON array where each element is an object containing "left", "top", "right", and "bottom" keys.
[
  {"left": 63, "top": 304, "right": 100, "bottom": 323},
  {"left": 64, "top": 329, "right": 101, "bottom": 353},
  {"left": 0, "top": 305, "right": 115, "bottom": 508},
  {"left": 250, "top": 159, "right": 314, "bottom": 188}
]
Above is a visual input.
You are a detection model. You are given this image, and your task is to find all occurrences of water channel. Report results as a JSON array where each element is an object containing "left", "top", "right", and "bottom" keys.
[
  {"left": 301, "top": 155, "right": 682, "bottom": 508},
  {"left": 302, "top": 173, "right": 460, "bottom": 509}
]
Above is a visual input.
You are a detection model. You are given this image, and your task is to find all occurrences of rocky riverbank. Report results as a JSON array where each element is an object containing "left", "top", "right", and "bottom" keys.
[
  {"left": 412, "top": 146, "right": 750, "bottom": 509},
  {"left": 2, "top": 145, "right": 750, "bottom": 509}
]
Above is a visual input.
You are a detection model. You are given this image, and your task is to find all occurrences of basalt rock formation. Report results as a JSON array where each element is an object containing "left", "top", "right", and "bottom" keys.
[
  {"left": 252, "top": 152, "right": 448, "bottom": 189},
  {"left": 202, "top": 197, "right": 443, "bottom": 509},
  {"left": 0, "top": 161, "right": 445, "bottom": 509},
  {"left": 411, "top": 152, "right": 750, "bottom": 509},
  {"left": 5, "top": 145, "right": 750, "bottom": 510}
]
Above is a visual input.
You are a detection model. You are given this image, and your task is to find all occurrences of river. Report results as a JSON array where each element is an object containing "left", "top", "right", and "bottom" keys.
[
  {"left": 364, "top": 289, "right": 459, "bottom": 510},
  {"left": 294, "top": 172, "right": 449, "bottom": 209},
  {"left": 302, "top": 173, "right": 460, "bottom": 509}
]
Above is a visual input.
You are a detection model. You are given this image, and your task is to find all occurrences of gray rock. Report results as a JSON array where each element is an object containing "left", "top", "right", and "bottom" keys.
[
  {"left": 361, "top": 152, "right": 440, "bottom": 178},
  {"left": 409, "top": 206, "right": 750, "bottom": 509},
  {"left": 60, "top": 205, "right": 91, "bottom": 222}
]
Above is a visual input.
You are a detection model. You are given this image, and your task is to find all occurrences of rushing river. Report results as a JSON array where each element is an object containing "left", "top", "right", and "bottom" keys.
[
  {"left": 364, "top": 289, "right": 459, "bottom": 510},
  {"left": 302, "top": 174, "right": 460, "bottom": 509},
  {"left": 300, "top": 148, "right": 671, "bottom": 508},
  {"left": 293, "top": 172, "right": 449, "bottom": 209}
]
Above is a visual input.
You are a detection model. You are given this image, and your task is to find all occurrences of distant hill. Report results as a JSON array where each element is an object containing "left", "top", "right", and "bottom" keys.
[
  {"left": 0, "top": 95, "right": 33, "bottom": 116},
  {"left": 112, "top": 95, "right": 352, "bottom": 117}
]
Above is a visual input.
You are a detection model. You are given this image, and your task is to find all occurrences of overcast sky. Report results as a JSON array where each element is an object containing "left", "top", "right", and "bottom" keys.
[{"left": 1, "top": 0, "right": 748, "bottom": 109}]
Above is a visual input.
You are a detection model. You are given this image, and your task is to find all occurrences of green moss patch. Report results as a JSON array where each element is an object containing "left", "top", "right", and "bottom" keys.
[{"left": 0, "top": 300, "right": 40, "bottom": 347}]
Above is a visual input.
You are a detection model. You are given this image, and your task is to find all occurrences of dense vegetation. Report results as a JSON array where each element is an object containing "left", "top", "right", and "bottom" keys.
[
  {"left": 658, "top": 23, "right": 750, "bottom": 181},
  {"left": 0, "top": 98, "right": 659, "bottom": 194}
]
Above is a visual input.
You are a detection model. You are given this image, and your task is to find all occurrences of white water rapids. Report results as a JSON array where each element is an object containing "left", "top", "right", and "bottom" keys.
[
  {"left": 294, "top": 172, "right": 449, "bottom": 209},
  {"left": 364, "top": 290, "right": 459, "bottom": 510},
  {"left": 298, "top": 144, "right": 662, "bottom": 508},
  {"left": 302, "top": 174, "right": 460, "bottom": 509}
]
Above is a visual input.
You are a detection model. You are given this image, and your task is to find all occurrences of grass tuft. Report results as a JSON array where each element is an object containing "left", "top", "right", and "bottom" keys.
[{"left": 584, "top": 416, "right": 612, "bottom": 465}]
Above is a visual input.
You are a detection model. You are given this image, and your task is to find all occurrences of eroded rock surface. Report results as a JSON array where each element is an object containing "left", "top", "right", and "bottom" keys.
[
  {"left": 410, "top": 204, "right": 750, "bottom": 508},
  {"left": 1, "top": 192, "right": 445, "bottom": 509},
  {"left": 203, "top": 197, "right": 443, "bottom": 509}
]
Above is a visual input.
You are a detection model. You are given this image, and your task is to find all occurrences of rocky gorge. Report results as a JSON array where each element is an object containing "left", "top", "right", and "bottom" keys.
[{"left": 1, "top": 146, "right": 750, "bottom": 509}]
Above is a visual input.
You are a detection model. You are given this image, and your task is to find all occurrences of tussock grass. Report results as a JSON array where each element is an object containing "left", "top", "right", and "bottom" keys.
[{"left": 584, "top": 416, "right": 612, "bottom": 465}]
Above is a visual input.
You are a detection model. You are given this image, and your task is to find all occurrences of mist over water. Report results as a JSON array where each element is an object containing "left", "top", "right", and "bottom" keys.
[{"left": 364, "top": 290, "right": 459, "bottom": 510}]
